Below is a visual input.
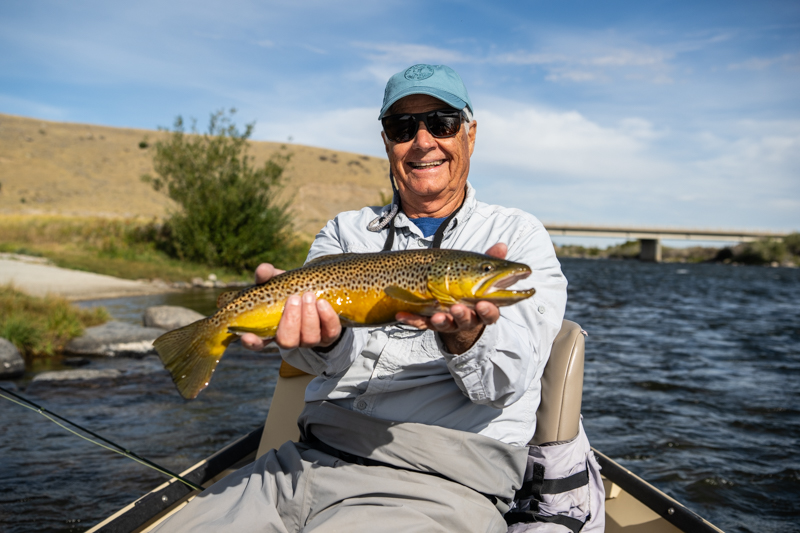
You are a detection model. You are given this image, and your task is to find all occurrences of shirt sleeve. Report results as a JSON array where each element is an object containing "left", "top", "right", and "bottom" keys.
[
  {"left": 278, "top": 217, "right": 366, "bottom": 377},
  {"left": 440, "top": 219, "right": 567, "bottom": 408}
]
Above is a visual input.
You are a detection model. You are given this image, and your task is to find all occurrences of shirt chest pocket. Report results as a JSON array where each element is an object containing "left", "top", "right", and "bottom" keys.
[{"left": 378, "top": 329, "right": 444, "bottom": 367}]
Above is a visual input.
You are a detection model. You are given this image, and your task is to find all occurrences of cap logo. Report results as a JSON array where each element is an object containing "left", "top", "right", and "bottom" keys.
[{"left": 404, "top": 64, "right": 434, "bottom": 81}]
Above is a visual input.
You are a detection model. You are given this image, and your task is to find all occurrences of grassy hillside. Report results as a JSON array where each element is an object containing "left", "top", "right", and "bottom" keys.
[{"left": 0, "top": 113, "right": 391, "bottom": 238}]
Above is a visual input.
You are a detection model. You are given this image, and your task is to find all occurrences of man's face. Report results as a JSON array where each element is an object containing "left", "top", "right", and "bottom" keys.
[{"left": 382, "top": 94, "right": 477, "bottom": 213}]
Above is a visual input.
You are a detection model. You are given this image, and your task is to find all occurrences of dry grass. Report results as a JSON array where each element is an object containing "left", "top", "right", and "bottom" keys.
[
  {"left": 0, "top": 214, "right": 271, "bottom": 282},
  {"left": 0, "top": 113, "right": 391, "bottom": 238}
]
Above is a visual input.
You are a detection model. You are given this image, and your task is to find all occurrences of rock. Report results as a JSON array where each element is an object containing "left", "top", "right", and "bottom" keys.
[
  {"left": 172, "top": 281, "right": 191, "bottom": 289},
  {"left": 143, "top": 305, "right": 204, "bottom": 331},
  {"left": 65, "top": 321, "right": 166, "bottom": 357},
  {"left": 32, "top": 369, "right": 122, "bottom": 382},
  {"left": 191, "top": 277, "right": 204, "bottom": 287},
  {"left": 0, "top": 338, "right": 25, "bottom": 379}
]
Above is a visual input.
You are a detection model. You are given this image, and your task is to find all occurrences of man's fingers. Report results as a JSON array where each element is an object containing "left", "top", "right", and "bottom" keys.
[
  {"left": 475, "top": 301, "right": 500, "bottom": 325},
  {"left": 316, "top": 299, "right": 342, "bottom": 345},
  {"left": 299, "top": 292, "right": 321, "bottom": 347},
  {"left": 240, "top": 332, "right": 266, "bottom": 351},
  {"left": 275, "top": 294, "right": 302, "bottom": 348},
  {"left": 485, "top": 243, "right": 507, "bottom": 260},
  {"left": 396, "top": 312, "right": 431, "bottom": 330},
  {"left": 254, "top": 263, "right": 286, "bottom": 284},
  {"left": 432, "top": 311, "right": 459, "bottom": 332}
]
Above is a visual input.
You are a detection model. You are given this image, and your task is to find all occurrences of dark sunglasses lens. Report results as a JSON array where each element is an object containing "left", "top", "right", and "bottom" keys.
[
  {"left": 426, "top": 112, "right": 461, "bottom": 138},
  {"left": 382, "top": 116, "right": 417, "bottom": 143}
]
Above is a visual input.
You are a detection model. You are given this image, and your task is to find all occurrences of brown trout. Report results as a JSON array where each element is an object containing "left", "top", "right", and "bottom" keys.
[{"left": 154, "top": 249, "right": 535, "bottom": 399}]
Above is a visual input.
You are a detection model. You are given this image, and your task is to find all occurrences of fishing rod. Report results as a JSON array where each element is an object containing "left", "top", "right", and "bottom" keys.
[{"left": 0, "top": 384, "right": 203, "bottom": 492}]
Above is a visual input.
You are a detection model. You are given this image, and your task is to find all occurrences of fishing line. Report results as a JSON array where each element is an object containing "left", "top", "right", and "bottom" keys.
[{"left": 0, "top": 385, "right": 203, "bottom": 491}]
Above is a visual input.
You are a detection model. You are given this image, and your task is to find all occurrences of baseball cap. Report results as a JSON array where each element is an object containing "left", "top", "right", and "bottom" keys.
[{"left": 379, "top": 64, "right": 473, "bottom": 119}]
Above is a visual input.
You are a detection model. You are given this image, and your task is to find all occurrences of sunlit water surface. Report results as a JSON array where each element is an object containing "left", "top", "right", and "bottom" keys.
[{"left": 1, "top": 259, "right": 798, "bottom": 532}]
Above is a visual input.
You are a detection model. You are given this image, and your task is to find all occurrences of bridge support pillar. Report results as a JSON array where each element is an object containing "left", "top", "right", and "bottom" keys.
[{"left": 639, "top": 239, "right": 662, "bottom": 262}]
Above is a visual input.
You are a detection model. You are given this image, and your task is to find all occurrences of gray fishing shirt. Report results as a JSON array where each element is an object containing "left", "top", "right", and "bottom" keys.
[{"left": 281, "top": 182, "right": 567, "bottom": 447}]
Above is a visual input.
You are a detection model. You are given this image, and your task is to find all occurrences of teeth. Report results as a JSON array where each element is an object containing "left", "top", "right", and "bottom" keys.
[{"left": 410, "top": 160, "right": 444, "bottom": 169}]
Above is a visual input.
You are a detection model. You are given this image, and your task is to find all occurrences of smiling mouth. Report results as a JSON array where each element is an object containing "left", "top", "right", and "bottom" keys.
[{"left": 408, "top": 159, "right": 446, "bottom": 169}]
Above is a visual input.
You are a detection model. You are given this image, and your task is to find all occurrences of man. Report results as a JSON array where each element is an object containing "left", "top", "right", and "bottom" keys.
[{"left": 153, "top": 64, "right": 596, "bottom": 533}]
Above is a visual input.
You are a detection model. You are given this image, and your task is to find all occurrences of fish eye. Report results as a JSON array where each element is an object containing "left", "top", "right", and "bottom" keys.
[{"left": 481, "top": 263, "right": 494, "bottom": 273}]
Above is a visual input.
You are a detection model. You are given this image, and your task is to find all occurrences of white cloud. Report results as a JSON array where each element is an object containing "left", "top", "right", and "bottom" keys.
[
  {"left": 252, "top": 106, "right": 384, "bottom": 155},
  {"left": 474, "top": 99, "right": 672, "bottom": 181},
  {"left": 355, "top": 42, "right": 474, "bottom": 66},
  {"left": 728, "top": 52, "right": 800, "bottom": 71}
]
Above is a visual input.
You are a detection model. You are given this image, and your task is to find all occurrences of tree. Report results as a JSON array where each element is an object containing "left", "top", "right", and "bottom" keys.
[{"left": 142, "top": 109, "right": 304, "bottom": 271}]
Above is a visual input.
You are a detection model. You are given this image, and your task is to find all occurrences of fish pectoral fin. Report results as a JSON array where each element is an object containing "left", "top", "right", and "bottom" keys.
[
  {"left": 216, "top": 289, "right": 245, "bottom": 309},
  {"left": 427, "top": 283, "right": 458, "bottom": 306},
  {"left": 384, "top": 286, "right": 436, "bottom": 305},
  {"left": 227, "top": 325, "right": 277, "bottom": 339}
]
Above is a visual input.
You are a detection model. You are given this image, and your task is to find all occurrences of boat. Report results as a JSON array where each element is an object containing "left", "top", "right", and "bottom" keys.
[{"left": 87, "top": 321, "right": 725, "bottom": 532}]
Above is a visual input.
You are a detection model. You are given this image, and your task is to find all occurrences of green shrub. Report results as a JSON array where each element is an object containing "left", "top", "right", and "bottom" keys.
[
  {"left": 606, "top": 240, "right": 640, "bottom": 260},
  {"left": 784, "top": 232, "right": 800, "bottom": 257},
  {"left": 142, "top": 109, "right": 306, "bottom": 271},
  {"left": 0, "top": 285, "right": 109, "bottom": 358},
  {"left": 733, "top": 239, "right": 787, "bottom": 265}
]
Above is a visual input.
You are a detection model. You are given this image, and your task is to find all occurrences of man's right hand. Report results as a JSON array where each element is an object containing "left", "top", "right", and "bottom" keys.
[{"left": 240, "top": 263, "right": 342, "bottom": 351}]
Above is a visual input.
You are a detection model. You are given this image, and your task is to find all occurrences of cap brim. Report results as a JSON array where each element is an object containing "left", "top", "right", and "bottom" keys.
[{"left": 379, "top": 87, "right": 468, "bottom": 119}]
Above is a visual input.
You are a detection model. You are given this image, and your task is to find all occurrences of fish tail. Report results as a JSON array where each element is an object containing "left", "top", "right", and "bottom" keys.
[{"left": 153, "top": 318, "right": 234, "bottom": 400}]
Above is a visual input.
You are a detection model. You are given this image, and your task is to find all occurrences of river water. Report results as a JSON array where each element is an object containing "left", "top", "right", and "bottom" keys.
[{"left": 1, "top": 259, "right": 798, "bottom": 533}]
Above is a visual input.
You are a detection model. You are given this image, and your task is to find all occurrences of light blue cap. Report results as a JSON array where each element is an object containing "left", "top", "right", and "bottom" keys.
[{"left": 379, "top": 64, "right": 473, "bottom": 119}]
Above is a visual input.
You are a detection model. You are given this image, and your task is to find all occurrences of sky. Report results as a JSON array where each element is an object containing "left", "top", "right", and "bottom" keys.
[{"left": 1, "top": 0, "right": 798, "bottom": 244}]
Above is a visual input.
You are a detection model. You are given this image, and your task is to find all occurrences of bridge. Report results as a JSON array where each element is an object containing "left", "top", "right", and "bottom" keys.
[{"left": 544, "top": 224, "right": 790, "bottom": 262}]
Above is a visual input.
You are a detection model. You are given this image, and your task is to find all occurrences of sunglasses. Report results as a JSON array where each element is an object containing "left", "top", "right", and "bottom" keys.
[{"left": 381, "top": 109, "right": 465, "bottom": 143}]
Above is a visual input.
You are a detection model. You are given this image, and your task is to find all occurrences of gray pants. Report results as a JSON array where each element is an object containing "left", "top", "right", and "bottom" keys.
[{"left": 152, "top": 402, "right": 528, "bottom": 533}]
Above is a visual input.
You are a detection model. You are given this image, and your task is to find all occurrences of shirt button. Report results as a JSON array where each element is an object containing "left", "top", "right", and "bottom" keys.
[
  {"left": 417, "top": 238, "right": 426, "bottom": 246},
  {"left": 455, "top": 362, "right": 467, "bottom": 370},
  {"left": 538, "top": 305, "right": 546, "bottom": 314},
  {"left": 377, "top": 372, "right": 388, "bottom": 380},
  {"left": 356, "top": 400, "right": 367, "bottom": 410}
]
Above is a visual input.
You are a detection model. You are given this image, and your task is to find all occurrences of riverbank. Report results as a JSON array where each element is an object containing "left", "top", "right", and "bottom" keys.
[
  {"left": 0, "top": 255, "right": 175, "bottom": 301},
  {"left": 555, "top": 236, "right": 800, "bottom": 267}
]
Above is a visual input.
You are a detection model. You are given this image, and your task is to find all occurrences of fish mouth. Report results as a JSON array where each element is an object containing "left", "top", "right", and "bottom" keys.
[{"left": 474, "top": 268, "right": 533, "bottom": 299}]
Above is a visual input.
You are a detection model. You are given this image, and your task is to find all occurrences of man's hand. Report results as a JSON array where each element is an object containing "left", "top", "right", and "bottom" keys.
[
  {"left": 396, "top": 243, "right": 507, "bottom": 355},
  {"left": 240, "top": 263, "right": 342, "bottom": 351}
]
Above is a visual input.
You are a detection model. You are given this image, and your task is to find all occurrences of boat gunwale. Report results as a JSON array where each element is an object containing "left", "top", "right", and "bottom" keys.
[
  {"left": 87, "top": 426, "right": 263, "bottom": 533},
  {"left": 593, "top": 448, "right": 725, "bottom": 533}
]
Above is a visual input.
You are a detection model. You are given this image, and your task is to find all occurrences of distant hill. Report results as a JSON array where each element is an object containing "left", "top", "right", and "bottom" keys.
[{"left": 0, "top": 113, "right": 390, "bottom": 238}]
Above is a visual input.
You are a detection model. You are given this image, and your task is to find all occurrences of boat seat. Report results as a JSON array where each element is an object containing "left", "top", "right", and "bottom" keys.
[{"left": 256, "top": 319, "right": 585, "bottom": 457}]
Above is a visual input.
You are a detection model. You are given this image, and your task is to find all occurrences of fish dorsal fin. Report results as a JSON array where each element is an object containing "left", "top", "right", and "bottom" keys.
[
  {"left": 305, "top": 253, "right": 360, "bottom": 266},
  {"left": 427, "top": 282, "right": 458, "bottom": 306},
  {"left": 384, "top": 286, "right": 436, "bottom": 304},
  {"left": 216, "top": 289, "right": 243, "bottom": 308}
]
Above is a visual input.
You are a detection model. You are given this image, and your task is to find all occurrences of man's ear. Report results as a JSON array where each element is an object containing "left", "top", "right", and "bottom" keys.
[{"left": 467, "top": 119, "right": 477, "bottom": 157}]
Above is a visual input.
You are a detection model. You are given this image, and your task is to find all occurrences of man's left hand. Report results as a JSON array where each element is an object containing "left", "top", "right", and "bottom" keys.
[{"left": 396, "top": 243, "right": 507, "bottom": 355}]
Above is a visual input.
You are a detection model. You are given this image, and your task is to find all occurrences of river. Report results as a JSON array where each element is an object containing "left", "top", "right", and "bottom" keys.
[{"left": 1, "top": 258, "right": 798, "bottom": 533}]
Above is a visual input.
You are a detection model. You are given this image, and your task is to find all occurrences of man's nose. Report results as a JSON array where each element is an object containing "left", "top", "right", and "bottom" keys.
[{"left": 412, "top": 121, "right": 437, "bottom": 149}]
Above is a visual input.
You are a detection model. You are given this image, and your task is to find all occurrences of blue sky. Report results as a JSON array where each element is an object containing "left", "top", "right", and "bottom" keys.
[{"left": 1, "top": 0, "right": 798, "bottom": 242}]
